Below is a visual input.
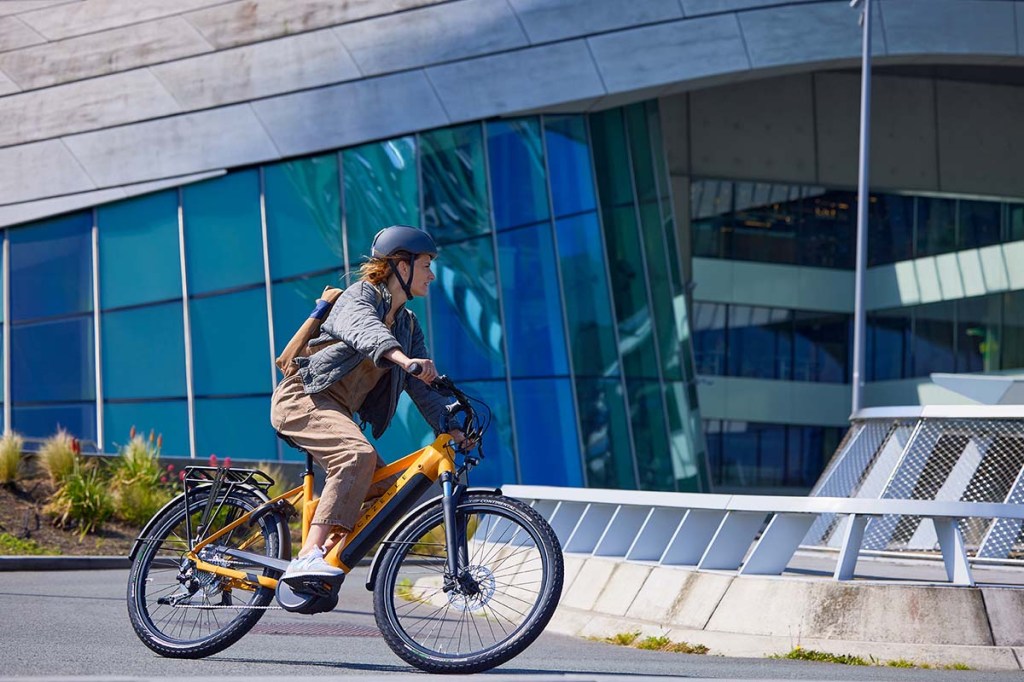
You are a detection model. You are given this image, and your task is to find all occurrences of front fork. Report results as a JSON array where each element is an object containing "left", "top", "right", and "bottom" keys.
[{"left": 440, "top": 470, "right": 475, "bottom": 594}]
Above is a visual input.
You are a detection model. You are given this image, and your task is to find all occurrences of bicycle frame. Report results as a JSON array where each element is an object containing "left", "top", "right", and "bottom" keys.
[{"left": 183, "top": 434, "right": 459, "bottom": 591}]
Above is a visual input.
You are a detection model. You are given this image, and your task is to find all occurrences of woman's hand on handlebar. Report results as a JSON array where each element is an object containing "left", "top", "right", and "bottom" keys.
[
  {"left": 405, "top": 357, "right": 438, "bottom": 383},
  {"left": 449, "top": 429, "right": 478, "bottom": 449}
]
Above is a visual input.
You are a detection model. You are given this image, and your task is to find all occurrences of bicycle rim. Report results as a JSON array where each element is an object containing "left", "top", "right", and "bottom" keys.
[
  {"left": 379, "top": 498, "right": 556, "bottom": 661},
  {"left": 130, "top": 492, "right": 279, "bottom": 649}
]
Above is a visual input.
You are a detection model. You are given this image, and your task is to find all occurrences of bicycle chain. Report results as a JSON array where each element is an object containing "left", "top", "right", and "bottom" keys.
[{"left": 170, "top": 602, "right": 283, "bottom": 610}]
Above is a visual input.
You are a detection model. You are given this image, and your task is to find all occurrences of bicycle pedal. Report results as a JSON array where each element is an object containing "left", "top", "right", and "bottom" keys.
[{"left": 282, "top": 573, "right": 344, "bottom": 596}]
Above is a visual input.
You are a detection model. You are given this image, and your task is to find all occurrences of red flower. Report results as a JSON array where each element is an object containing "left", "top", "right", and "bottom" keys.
[
  {"left": 209, "top": 454, "right": 218, "bottom": 466},
  {"left": 160, "top": 476, "right": 168, "bottom": 484},
  {"left": 179, "top": 470, "right": 186, "bottom": 481},
  {"left": 223, "top": 457, "right": 232, "bottom": 468},
  {"left": 166, "top": 464, "right": 174, "bottom": 472}
]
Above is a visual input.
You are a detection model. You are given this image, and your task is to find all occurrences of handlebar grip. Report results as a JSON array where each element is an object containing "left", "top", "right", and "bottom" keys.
[{"left": 408, "top": 362, "right": 423, "bottom": 376}]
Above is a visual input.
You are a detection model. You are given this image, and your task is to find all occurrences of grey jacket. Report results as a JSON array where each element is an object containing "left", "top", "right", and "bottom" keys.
[{"left": 294, "top": 281, "right": 450, "bottom": 439}]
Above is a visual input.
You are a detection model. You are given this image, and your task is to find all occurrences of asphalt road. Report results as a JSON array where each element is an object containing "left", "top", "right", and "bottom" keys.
[{"left": 0, "top": 567, "right": 1020, "bottom": 681}]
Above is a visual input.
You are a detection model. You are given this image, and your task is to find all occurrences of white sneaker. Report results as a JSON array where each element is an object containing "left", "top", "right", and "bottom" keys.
[{"left": 281, "top": 546, "right": 345, "bottom": 586}]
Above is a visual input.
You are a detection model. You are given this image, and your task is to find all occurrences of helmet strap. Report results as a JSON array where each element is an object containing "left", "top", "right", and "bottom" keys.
[{"left": 387, "top": 258, "right": 416, "bottom": 301}]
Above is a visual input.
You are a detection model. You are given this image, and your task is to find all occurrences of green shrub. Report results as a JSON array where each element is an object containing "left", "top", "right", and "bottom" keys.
[
  {"left": 110, "top": 430, "right": 177, "bottom": 526},
  {"left": 605, "top": 632, "right": 640, "bottom": 646},
  {"left": 636, "top": 635, "right": 671, "bottom": 650},
  {"left": 0, "top": 532, "right": 60, "bottom": 556},
  {"left": 112, "top": 433, "right": 161, "bottom": 487},
  {"left": 773, "top": 646, "right": 868, "bottom": 666},
  {"left": 39, "top": 429, "right": 79, "bottom": 486},
  {"left": 46, "top": 462, "right": 114, "bottom": 538},
  {"left": 0, "top": 432, "right": 24, "bottom": 485},
  {"left": 114, "top": 483, "right": 172, "bottom": 527}
]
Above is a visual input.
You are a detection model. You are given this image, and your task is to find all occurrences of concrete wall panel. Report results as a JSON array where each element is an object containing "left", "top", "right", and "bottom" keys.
[
  {"left": 815, "top": 73, "right": 939, "bottom": 191},
  {"left": 0, "top": 70, "right": 181, "bottom": 147},
  {"left": 681, "top": 0, "right": 794, "bottom": 14},
  {"left": 152, "top": 29, "right": 359, "bottom": 111},
  {"left": 252, "top": 71, "right": 449, "bottom": 157},
  {"left": 427, "top": 41, "right": 605, "bottom": 122},
  {"left": 739, "top": 3, "right": 885, "bottom": 69},
  {"left": 660, "top": 93, "right": 689, "bottom": 176},
  {"left": 0, "top": 2, "right": 69, "bottom": 18},
  {"left": 509, "top": 0, "right": 682, "bottom": 44},
  {"left": 0, "top": 68, "right": 20, "bottom": 96},
  {"left": 881, "top": 0, "right": 1017, "bottom": 57},
  {"left": 690, "top": 75, "right": 816, "bottom": 183},
  {"left": 0, "top": 17, "right": 213, "bottom": 90},
  {"left": 182, "top": 0, "right": 443, "bottom": 50},
  {"left": 691, "top": 258, "right": 854, "bottom": 312},
  {"left": 936, "top": 80, "right": 1024, "bottom": 198},
  {"left": 336, "top": 0, "right": 527, "bottom": 76},
  {"left": 63, "top": 105, "right": 279, "bottom": 188},
  {"left": 588, "top": 15, "right": 749, "bottom": 93},
  {"left": 0, "top": 15, "right": 45, "bottom": 51},
  {"left": 0, "top": 139, "right": 96, "bottom": 204},
  {"left": 15, "top": 0, "right": 225, "bottom": 41},
  {"left": 696, "top": 376, "right": 852, "bottom": 426}
]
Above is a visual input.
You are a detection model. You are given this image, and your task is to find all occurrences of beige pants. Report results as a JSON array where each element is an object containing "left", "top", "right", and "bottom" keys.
[{"left": 270, "top": 374, "right": 399, "bottom": 531}]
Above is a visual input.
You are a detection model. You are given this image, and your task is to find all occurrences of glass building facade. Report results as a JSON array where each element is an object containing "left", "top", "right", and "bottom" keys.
[{"left": 3, "top": 102, "right": 708, "bottom": 493}]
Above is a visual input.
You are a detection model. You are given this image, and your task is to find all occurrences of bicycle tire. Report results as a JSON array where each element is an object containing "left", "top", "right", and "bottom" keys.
[
  {"left": 127, "top": 489, "right": 287, "bottom": 659},
  {"left": 374, "top": 493, "right": 563, "bottom": 674}
]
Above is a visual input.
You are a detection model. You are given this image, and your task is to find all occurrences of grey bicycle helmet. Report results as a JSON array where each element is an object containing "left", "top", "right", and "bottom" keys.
[{"left": 370, "top": 225, "right": 437, "bottom": 300}]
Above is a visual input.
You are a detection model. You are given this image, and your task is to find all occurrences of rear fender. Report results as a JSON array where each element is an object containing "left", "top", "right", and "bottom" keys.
[{"left": 364, "top": 487, "right": 502, "bottom": 590}]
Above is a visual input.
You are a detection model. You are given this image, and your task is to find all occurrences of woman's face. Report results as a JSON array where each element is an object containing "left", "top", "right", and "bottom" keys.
[{"left": 406, "top": 254, "right": 435, "bottom": 298}]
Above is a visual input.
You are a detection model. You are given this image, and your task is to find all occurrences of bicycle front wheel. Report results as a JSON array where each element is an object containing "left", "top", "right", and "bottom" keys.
[
  {"left": 127, "top": 489, "right": 287, "bottom": 659},
  {"left": 374, "top": 493, "right": 563, "bottom": 674}
]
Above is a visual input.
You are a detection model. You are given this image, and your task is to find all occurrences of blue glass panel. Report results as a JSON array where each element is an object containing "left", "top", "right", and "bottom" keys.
[
  {"left": 487, "top": 119, "right": 549, "bottom": 230},
  {"left": 868, "top": 308, "right": 910, "bottom": 381},
  {"left": 497, "top": 224, "right": 568, "bottom": 377},
  {"left": 793, "top": 311, "right": 849, "bottom": 383},
  {"left": 588, "top": 109, "right": 633, "bottom": 209},
  {"left": 421, "top": 124, "right": 489, "bottom": 244},
  {"left": 692, "top": 302, "right": 726, "bottom": 375},
  {"left": 665, "top": 382, "right": 704, "bottom": 492},
  {"left": 429, "top": 236, "right": 504, "bottom": 380},
  {"left": 627, "top": 379, "right": 673, "bottom": 491},
  {"left": 868, "top": 193, "right": 914, "bottom": 266},
  {"left": 102, "top": 302, "right": 186, "bottom": 399},
  {"left": 544, "top": 116, "right": 596, "bottom": 218},
  {"left": 625, "top": 104, "right": 657, "bottom": 204},
  {"left": 726, "top": 305, "right": 792, "bottom": 380},
  {"left": 639, "top": 201, "right": 683, "bottom": 380},
  {"left": 512, "top": 378, "right": 582, "bottom": 487},
  {"left": 13, "top": 403, "right": 96, "bottom": 441},
  {"left": 343, "top": 137, "right": 419, "bottom": 264},
  {"left": 10, "top": 211, "right": 92, "bottom": 321},
  {"left": 959, "top": 198, "right": 1002, "bottom": 251},
  {"left": 912, "top": 300, "right": 955, "bottom": 377},
  {"left": 265, "top": 155, "right": 343, "bottom": 280},
  {"left": 916, "top": 196, "right": 956, "bottom": 258},
  {"left": 270, "top": 272, "right": 344, "bottom": 358},
  {"left": 194, "top": 396, "right": 276, "bottom": 461},
  {"left": 12, "top": 317, "right": 94, "bottom": 402},
  {"left": 555, "top": 213, "right": 618, "bottom": 376},
  {"left": 460, "top": 380, "right": 515, "bottom": 487},
  {"left": 576, "top": 378, "right": 634, "bottom": 489},
  {"left": 368, "top": 392, "right": 436, "bottom": 462},
  {"left": 98, "top": 190, "right": 181, "bottom": 309},
  {"left": 190, "top": 288, "right": 272, "bottom": 396},
  {"left": 1003, "top": 291, "right": 1024, "bottom": 370},
  {"left": 104, "top": 400, "right": 189, "bottom": 458},
  {"left": 182, "top": 170, "right": 264, "bottom": 295}
]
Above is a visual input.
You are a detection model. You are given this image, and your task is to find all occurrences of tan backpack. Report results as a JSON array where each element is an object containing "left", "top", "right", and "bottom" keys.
[{"left": 275, "top": 285, "right": 344, "bottom": 378}]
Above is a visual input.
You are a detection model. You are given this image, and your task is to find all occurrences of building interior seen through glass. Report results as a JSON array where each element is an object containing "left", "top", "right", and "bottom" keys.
[{"left": 6, "top": 102, "right": 708, "bottom": 493}]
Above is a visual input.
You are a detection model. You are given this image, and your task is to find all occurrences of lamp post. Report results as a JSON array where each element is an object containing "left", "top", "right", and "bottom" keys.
[{"left": 850, "top": 0, "right": 872, "bottom": 415}]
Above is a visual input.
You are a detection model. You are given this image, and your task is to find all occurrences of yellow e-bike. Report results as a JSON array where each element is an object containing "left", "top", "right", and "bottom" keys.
[{"left": 125, "top": 372, "right": 563, "bottom": 674}]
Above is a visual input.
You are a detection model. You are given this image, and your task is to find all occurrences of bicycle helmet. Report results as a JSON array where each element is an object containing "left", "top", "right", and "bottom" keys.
[{"left": 370, "top": 225, "right": 437, "bottom": 300}]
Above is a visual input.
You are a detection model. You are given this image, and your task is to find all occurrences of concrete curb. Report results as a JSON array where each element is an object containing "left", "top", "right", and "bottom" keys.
[{"left": 0, "top": 555, "right": 131, "bottom": 571}]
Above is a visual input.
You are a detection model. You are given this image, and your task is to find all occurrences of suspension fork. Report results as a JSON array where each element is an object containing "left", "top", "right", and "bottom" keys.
[{"left": 440, "top": 471, "right": 468, "bottom": 578}]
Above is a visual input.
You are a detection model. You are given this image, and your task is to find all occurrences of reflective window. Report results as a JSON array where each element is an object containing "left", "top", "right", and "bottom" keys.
[
  {"left": 956, "top": 295, "right": 1001, "bottom": 373},
  {"left": 512, "top": 378, "right": 582, "bottom": 487},
  {"left": 787, "top": 425, "right": 842, "bottom": 489},
  {"left": 182, "top": 170, "right": 264, "bottom": 295},
  {"left": 10, "top": 211, "right": 92, "bottom": 321},
  {"left": 497, "top": 224, "right": 569, "bottom": 377},
  {"left": 588, "top": 108, "right": 633, "bottom": 209},
  {"left": 98, "top": 191, "right": 181, "bottom": 309},
  {"left": 343, "top": 137, "right": 419, "bottom": 262},
  {"left": 793, "top": 311, "right": 849, "bottom": 383},
  {"left": 868, "top": 193, "right": 914, "bottom": 266},
  {"left": 190, "top": 288, "right": 272, "bottom": 396},
  {"left": 1009, "top": 203, "right": 1024, "bottom": 242},
  {"left": 543, "top": 116, "right": 596, "bottom": 217},
  {"left": 958, "top": 199, "right": 1002, "bottom": 251},
  {"left": 708, "top": 421, "right": 839, "bottom": 490},
  {"left": 487, "top": 119, "right": 549, "bottom": 231},
  {"left": 627, "top": 379, "right": 673, "bottom": 490},
  {"left": 576, "top": 378, "right": 635, "bottom": 489},
  {"left": 690, "top": 179, "right": 731, "bottom": 259},
  {"left": 461, "top": 379, "right": 516, "bottom": 487},
  {"left": 912, "top": 300, "right": 955, "bottom": 377},
  {"left": 194, "top": 396, "right": 276, "bottom": 460},
  {"left": 429, "top": 236, "right": 504, "bottom": 380},
  {"left": 421, "top": 125, "right": 489, "bottom": 243},
  {"left": 868, "top": 307, "right": 911, "bottom": 381},
  {"left": 101, "top": 302, "right": 186, "bottom": 399},
  {"left": 624, "top": 104, "right": 657, "bottom": 204},
  {"left": 271, "top": 272, "right": 343, "bottom": 357},
  {"left": 639, "top": 201, "right": 684, "bottom": 380},
  {"left": 797, "top": 190, "right": 854, "bottom": 269},
  {"left": 104, "top": 400, "right": 189, "bottom": 457},
  {"left": 727, "top": 305, "right": 792, "bottom": 380},
  {"left": 665, "top": 382, "right": 703, "bottom": 492},
  {"left": 916, "top": 197, "right": 956, "bottom": 258},
  {"left": 555, "top": 213, "right": 618, "bottom": 376},
  {"left": 1003, "top": 291, "right": 1024, "bottom": 370},
  {"left": 14, "top": 404, "right": 96, "bottom": 441},
  {"left": 12, "top": 317, "right": 94, "bottom": 403},
  {"left": 265, "top": 155, "right": 342, "bottom": 280},
  {"left": 692, "top": 302, "right": 726, "bottom": 375}
]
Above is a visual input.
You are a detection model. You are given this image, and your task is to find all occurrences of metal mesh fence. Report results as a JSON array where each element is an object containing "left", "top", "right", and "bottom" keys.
[{"left": 808, "top": 417, "right": 1024, "bottom": 558}]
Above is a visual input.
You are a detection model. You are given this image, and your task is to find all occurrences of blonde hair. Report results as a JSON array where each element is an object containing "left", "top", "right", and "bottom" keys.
[{"left": 358, "top": 255, "right": 408, "bottom": 285}]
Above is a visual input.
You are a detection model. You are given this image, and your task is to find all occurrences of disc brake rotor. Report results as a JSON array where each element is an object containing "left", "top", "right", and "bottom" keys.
[{"left": 447, "top": 565, "right": 496, "bottom": 612}]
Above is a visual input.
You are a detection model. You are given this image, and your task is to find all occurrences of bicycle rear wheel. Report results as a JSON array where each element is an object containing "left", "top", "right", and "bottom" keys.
[
  {"left": 374, "top": 493, "right": 563, "bottom": 674},
  {"left": 127, "top": 489, "right": 287, "bottom": 658}
]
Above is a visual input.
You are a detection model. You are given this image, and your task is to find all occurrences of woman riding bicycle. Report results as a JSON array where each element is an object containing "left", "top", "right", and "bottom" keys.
[{"left": 271, "top": 224, "right": 463, "bottom": 584}]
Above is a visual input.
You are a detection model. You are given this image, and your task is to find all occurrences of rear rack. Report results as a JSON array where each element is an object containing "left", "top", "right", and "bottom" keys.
[
  {"left": 182, "top": 465, "right": 275, "bottom": 492},
  {"left": 181, "top": 466, "right": 275, "bottom": 550}
]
